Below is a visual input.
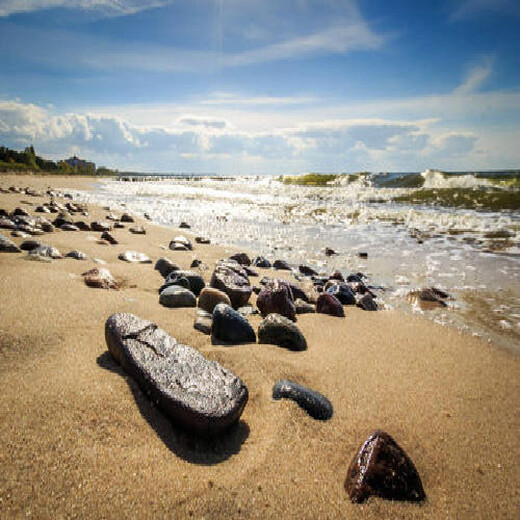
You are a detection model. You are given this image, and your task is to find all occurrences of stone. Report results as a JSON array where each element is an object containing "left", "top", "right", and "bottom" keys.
[
  {"left": 0, "top": 218, "right": 16, "bottom": 230},
  {"left": 12, "top": 207, "right": 30, "bottom": 217},
  {"left": 344, "top": 430, "right": 426, "bottom": 503},
  {"left": 28, "top": 244, "right": 62, "bottom": 259},
  {"left": 159, "top": 286, "right": 197, "bottom": 308},
  {"left": 179, "top": 221, "right": 191, "bottom": 229},
  {"left": 356, "top": 293, "right": 378, "bottom": 311},
  {"left": 101, "top": 231, "right": 118, "bottom": 244},
  {"left": 129, "top": 226, "right": 146, "bottom": 235},
  {"left": 329, "top": 270, "right": 345, "bottom": 282},
  {"left": 82, "top": 267, "right": 119, "bottom": 289},
  {"left": 169, "top": 236, "right": 193, "bottom": 251},
  {"left": 273, "top": 259, "right": 291, "bottom": 270},
  {"left": 19, "top": 239, "right": 41, "bottom": 251},
  {"left": 163, "top": 270, "right": 205, "bottom": 296},
  {"left": 287, "top": 282, "right": 309, "bottom": 303},
  {"left": 242, "top": 265, "right": 258, "bottom": 277},
  {"left": 113, "top": 222, "right": 125, "bottom": 229},
  {"left": 258, "top": 314, "right": 307, "bottom": 351},
  {"left": 65, "top": 250, "right": 88, "bottom": 260},
  {"left": 272, "top": 380, "right": 333, "bottom": 420},
  {"left": 326, "top": 283, "right": 356, "bottom": 305},
  {"left": 347, "top": 274, "right": 364, "bottom": 283},
  {"left": 60, "top": 223, "right": 79, "bottom": 231},
  {"left": 295, "top": 299, "right": 315, "bottom": 314},
  {"left": 195, "top": 236, "right": 211, "bottom": 244},
  {"left": 194, "top": 309, "right": 212, "bottom": 335},
  {"left": 0, "top": 233, "right": 21, "bottom": 252},
  {"left": 316, "top": 293, "right": 345, "bottom": 317},
  {"left": 105, "top": 313, "right": 248, "bottom": 436},
  {"left": 198, "top": 287, "right": 232, "bottom": 313},
  {"left": 299, "top": 265, "right": 318, "bottom": 276},
  {"left": 324, "top": 247, "right": 338, "bottom": 256},
  {"left": 252, "top": 256, "right": 271, "bottom": 268},
  {"left": 212, "top": 303, "right": 256, "bottom": 345},
  {"left": 256, "top": 279, "right": 296, "bottom": 322},
  {"left": 154, "top": 257, "right": 179, "bottom": 278},
  {"left": 237, "top": 305, "right": 259, "bottom": 316},
  {"left": 74, "top": 221, "right": 91, "bottom": 231},
  {"left": 209, "top": 261, "right": 252, "bottom": 309},
  {"left": 118, "top": 251, "right": 152, "bottom": 263},
  {"left": 91, "top": 221, "right": 112, "bottom": 232},
  {"left": 358, "top": 252, "right": 368, "bottom": 259},
  {"left": 120, "top": 213, "right": 135, "bottom": 223},
  {"left": 229, "top": 253, "right": 251, "bottom": 266}
]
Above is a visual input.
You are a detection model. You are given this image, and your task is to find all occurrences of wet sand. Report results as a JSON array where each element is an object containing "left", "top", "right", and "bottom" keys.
[{"left": 0, "top": 175, "right": 519, "bottom": 519}]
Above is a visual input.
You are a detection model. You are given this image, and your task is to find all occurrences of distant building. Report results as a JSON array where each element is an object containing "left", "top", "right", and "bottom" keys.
[{"left": 65, "top": 155, "right": 96, "bottom": 173}]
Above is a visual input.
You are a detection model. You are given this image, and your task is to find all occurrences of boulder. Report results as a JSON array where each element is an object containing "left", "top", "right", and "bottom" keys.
[
  {"left": 159, "top": 286, "right": 197, "bottom": 308},
  {"left": 329, "top": 270, "right": 345, "bottom": 282},
  {"left": 105, "top": 313, "right": 248, "bottom": 436},
  {"left": 19, "top": 239, "right": 41, "bottom": 251},
  {"left": 198, "top": 287, "right": 232, "bottom": 314},
  {"left": 211, "top": 303, "right": 256, "bottom": 345},
  {"left": 229, "top": 252, "right": 251, "bottom": 266},
  {"left": 256, "top": 279, "right": 296, "bottom": 322},
  {"left": 0, "top": 233, "right": 21, "bottom": 252},
  {"left": 163, "top": 270, "right": 205, "bottom": 296},
  {"left": 272, "top": 380, "right": 333, "bottom": 420},
  {"left": 120, "top": 213, "right": 135, "bottom": 223},
  {"left": 154, "top": 257, "right": 180, "bottom": 278},
  {"left": 356, "top": 293, "right": 378, "bottom": 311},
  {"left": 316, "top": 293, "right": 345, "bottom": 317},
  {"left": 258, "top": 314, "right": 307, "bottom": 351},
  {"left": 209, "top": 261, "right": 252, "bottom": 309}
]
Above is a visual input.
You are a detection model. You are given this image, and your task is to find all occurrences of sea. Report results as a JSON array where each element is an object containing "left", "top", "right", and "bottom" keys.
[{"left": 69, "top": 169, "right": 520, "bottom": 354}]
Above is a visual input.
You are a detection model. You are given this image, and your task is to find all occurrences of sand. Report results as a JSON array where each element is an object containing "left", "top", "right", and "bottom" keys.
[{"left": 0, "top": 174, "right": 519, "bottom": 519}]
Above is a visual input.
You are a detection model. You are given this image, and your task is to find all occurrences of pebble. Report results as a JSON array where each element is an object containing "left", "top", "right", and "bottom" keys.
[
  {"left": 159, "top": 285, "right": 197, "bottom": 308},
  {"left": 229, "top": 253, "right": 251, "bottom": 266},
  {"left": 129, "top": 226, "right": 146, "bottom": 235},
  {"left": 258, "top": 314, "right": 307, "bottom": 351},
  {"left": 252, "top": 256, "right": 271, "bottom": 268},
  {"left": 101, "top": 231, "right": 118, "bottom": 244},
  {"left": 169, "top": 236, "right": 193, "bottom": 251},
  {"left": 195, "top": 236, "right": 211, "bottom": 244},
  {"left": 91, "top": 221, "right": 112, "bottom": 232},
  {"left": 211, "top": 303, "right": 256, "bottom": 345},
  {"left": 272, "top": 380, "right": 333, "bottom": 420},
  {"left": 120, "top": 213, "right": 134, "bottom": 223},
  {"left": 28, "top": 244, "right": 62, "bottom": 259},
  {"left": 273, "top": 259, "right": 291, "bottom": 270},
  {"left": 299, "top": 265, "right": 318, "bottom": 276}
]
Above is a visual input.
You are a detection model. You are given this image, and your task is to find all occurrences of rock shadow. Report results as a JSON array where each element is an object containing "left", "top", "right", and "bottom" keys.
[{"left": 97, "top": 351, "right": 249, "bottom": 465}]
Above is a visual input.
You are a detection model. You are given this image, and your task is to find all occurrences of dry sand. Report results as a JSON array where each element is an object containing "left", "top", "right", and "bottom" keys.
[{"left": 0, "top": 174, "right": 519, "bottom": 519}]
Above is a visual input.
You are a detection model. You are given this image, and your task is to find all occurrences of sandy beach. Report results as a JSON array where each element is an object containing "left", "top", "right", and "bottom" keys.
[{"left": 0, "top": 174, "right": 519, "bottom": 519}]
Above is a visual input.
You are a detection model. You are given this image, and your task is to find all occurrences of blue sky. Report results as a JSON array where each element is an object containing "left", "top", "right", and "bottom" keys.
[{"left": 1, "top": 0, "right": 519, "bottom": 173}]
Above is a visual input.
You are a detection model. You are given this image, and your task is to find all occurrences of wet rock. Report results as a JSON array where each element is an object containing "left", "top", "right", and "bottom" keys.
[
  {"left": 229, "top": 253, "right": 251, "bottom": 266},
  {"left": 212, "top": 303, "right": 256, "bottom": 345},
  {"left": 258, "top": 314, "right": 307, "bottom": 351},
  {"left": 194, "top": 309, "right": 212, "bottom": 335},
  {"left": 256, "top": 279, "right": 296, "bottom": 322},
  {"left": 273, "top": 259, "right": 291, "bottom": 270},
  {"left": 101, "top": 231, "right": 118, "bottom": 245},
  {"left": 252, "top": 256, "right": 271, "bottom": 268},
  {"left": 65, "top": 250, "right": 88, "bottom": 260},
  {"left": 129, "top": 226, "right": 146, "bottom": 235},
  {"left": 154, "top": 257, "right": 179, "bottom": 278},
  {"left": 210, "top": 261, "right": 252, "bottom": 309},
  {"left": 344, "top": 430, "right": 426, "bottom": 503},
  {"left": 195, "top": 236, "right": 211, "bottom": 244},
  {"left": 20, "top": 239, "right": 41, "bottom": 251},
  {"left": 299, "top": 265, "right": 318, "bottom": 276},
  {"left": 163, "top": 270, "right": 205, "bottom": 296},
  {"left": 120, "top": 213, "right": 134, "bottom": 223},
  {"left": 28, "top": 244, "right": 62, "bottom": 259},
  {"left": 118, "top": 251, "right": 152, "bottom": 263},
  {"left": 356, "top": 293, "right": 378, "bottom": 311},
  {"left": 169, "top": 236, "right": 193, "bottom": 251},
  {"left": 159, "top": 285, "right": 197, "bottom": 308},
  {"left": 272, "top": 380, "right": 333, "bottom": 420},
  {"left": 198, "top": 287, "right": 232, "bottom": 313},
  {"left": 91, "top": 221, "right": 112, "bottom": 232},
  {"left": 316, "top": 293, "right": 345, "bottom": 317},
  {"left": 82, "top": 267, "right": 119, "bottom": 289},
  {"left": 326, "top": 283, "right": 356, "bottom": 305},
  {"left": 105, "top": 313, "right": 248, "bottom": 436},
  {"left": 0, "top": 233, "right": 21, "bottom": 252},
  {"left": 415, "top": 287, "right": 450, "bottom": 307},
  {"left": 295, "top": 299, "right": 315, "bottom": 314}
]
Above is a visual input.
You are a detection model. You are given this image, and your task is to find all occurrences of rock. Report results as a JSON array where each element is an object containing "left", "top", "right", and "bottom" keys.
[
  {"left": 299, "top": 265, "right": 318, "bottom": 276},
  {"left": 242, "top": 265, "right": 258, "bottom": 277},
  {"left": 344, "top": 430, "right": 426, "bottom": 503},
  {"left": 120, "top": 213, "right": 134, "bottom": 223},
  {"left": 358, "top": 252, "right": 368, "bottom": 259},
  {"left": 326, "top": 283, "right": 356, "bottom": 305},
  {"left": 356, "top": 293, "right": 378, "bottom": 311},
  {"left": 237, "top": 305, "right": 258, "bottom": 316},
  {"left": 10, "top": 230, "right": 29, "bottom": 238},
  {"left": 159, "top": 285, "right": 197, "bottom": 308},
  {"left": 163, "top": 270, "right": 205, "bottom": 296},
  {"left": 20, "top": 239, "right": 41, "bottom": 251},
  {"left": 198, "top": 287, "right": 232, "bottom": 313},
  {"left": 210, "top": 261, "right": 252, "bottom": 309},
  {"left": 195, "top": 236, "right": 211, "bottom": 244},
  {"left": 82, "top": 267, "right": 119, "bottom": 289},
  {"left": 190, "top": 258, "right": 205, "bottom": 269},
  {"left": 179, "top": 221, "right": 191, "bottom": 229},
  {"left": 194, "top": 309, "right": 212, "bottom": 335},
  {"left": 347, "top": 274, "right": 364, "bottom": 284},
  {"left": 129, "top": 226, "right": 146, "bottom": 235},
  {"left": 101, "top": 231, "right": 118, "bottom": 244},
  {"left": 412, "top": 287, "right": 449, "bottom": 307},
  {"left": 28, "top": 244, "right": 62, "bottom": 259},
  {"left": 105, "top": 313, "right": 248, "bottom": 436},
  {"left": 272, "top": 380, "right": 333, "bottom": 420},
  {"left": 113, "top": 222, "right": 125, "bottom": 229},
  {"left": 0, "top": 217, "right": 16, "bottom": 230},
  {"left": 169, "top": 236, "right": 193, "bottom": 251},
  {"left": 252, "top": 256, "right": 271, "bottom": 268},
  {"left": 229, "top": 253, "right": 251, "bottom": 266},
  {"left": 12, "top": 207, "right": 30, "bottom": 217},
  {"left": 0, "top": 233, "right": 21, "bottom": 252},
  {"left": 329, "top": 270, "right": 345, "bottom": 282},
  {"left": 257, "top": 279, "right": 296, "bottom": 322},
  {"left": 106, "top": 213, "right": 119, "bottom": 221},
  {"left": 212, "top": 303, "right": 256, "bottom": 345},
  {"left": 91, "top": 221, "right": 112, "bottom": 232},
  {"left": 324, "top": 247, "right": 338, "bottom": 256},
  {"left": 295, "top": 299, "right": 315, "bottom": 314},
  {"left": 154, "top": 257, "right": 179, "bottom": 278},
  {"left": 258, "top": 314, "right": 307, "bottom": 351},
  {"left": 60, "top": 223, "right": 79, "bottom": 231},
  {"left": 273, "top": 259, "right": 291, "bottom": 270},
  {"left": 65, "top": 250, "right": 87, "bottom": 260},
  {"left": 316, "top": 293, "right": 345, "bottom": 317},
  {"left": 118, "top": 251, "right": 152, "bottom": 263},
  {"left": 74, "top": 221, "right": 91, "bottom": 231}
]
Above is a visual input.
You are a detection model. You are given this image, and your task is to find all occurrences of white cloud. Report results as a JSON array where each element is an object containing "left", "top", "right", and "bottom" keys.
[
  {"left": 449, "top": 0, "right": 520, "bottom": 22},
  {"left": 453, "top": 58, "right": 493, "bottom": 95}
]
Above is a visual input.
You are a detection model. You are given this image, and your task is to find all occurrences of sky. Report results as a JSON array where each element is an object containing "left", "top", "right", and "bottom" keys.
[{"left": 0, "top": 0, "right": 519, "bottom": 174}]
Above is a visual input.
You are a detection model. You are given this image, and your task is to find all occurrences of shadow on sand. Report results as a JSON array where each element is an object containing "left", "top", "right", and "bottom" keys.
[{"left": 97, "top": 351, "right": 249, "bottom": 465}]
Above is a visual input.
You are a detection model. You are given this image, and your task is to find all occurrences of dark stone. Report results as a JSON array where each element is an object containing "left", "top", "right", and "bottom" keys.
[
  {"left": 12, "top": 207, "right": 30, "bottom": 217},
  {"left": 113, "top": 222, "right": 125, "bottom": 229},
  {"left": 194, "top": 310, "right": 212, "bottom": 335},
  {"left": 160, "top": 276, "right": 190, "bottom": 291},
  {"left": 159, "top": 286, "right": 197, "bottom": 308},
  {"left": 347, "top": 274, "right": 364, "bottom": 284},
  {"left": 273, "top": 259, "right": 291, "bottom": 270},
  {"left": 211, "top": 303, "right": 256, "bottom": 345},
  {"left": 256, "top": 279, "right": 296, "bottom": 322},
  {"left": 356, "top": 293, "right": 378, "bottom": 311},
  {"left": 60, "top": 223, "right": 79, "bottom": 231},
  {"left": 179, "top": 222, "right": 191, "bottom": 229},
  {"left": 326, "top": 283, "right": 356, "bottom": 305},
  {"left": 120, "top": 213, "right": 135, "bottom": 223},
  {"left": 329, "top": 270, "right": 345, "bottom": 282},
  {"left": 129, "top": 226, "right": 146, "bottom": 235},
  {"left": 417, "top": 287, "right": 449, "bottom": 307},
  {"left": 295, "top": 299, "right": 315, "bottom": 314},
  {"left": 154, "top": 257, "right": 180, "bottom": 278},
  {"left": 210, "top": 261, "right": 252, "bottom": 309},
  {"left": 164, "top": 270, "right": 205, "bottom": 296},
  {"left": 82, "top": 267, "right": 119, "bottom": 289},
  {"left": 74, "top": 221, "right": 91, "bottom": 231},
  {"left": 286, "top": 282, "right": 309, "bottom": 303},
  {"left": 0, "top": 218, "right": 16, "bottom": 230},
  {"left": 105, "top": 313, "right": 248, "bottom": 436},
  {"left": 242, "top": 265, "right": 258, "bottom": 277},
  {"left": 258, "top": 314, "right": 307, "bottom": 351},
  {"left": 190, "top": 259, "right": 204, "bottom": 268},
  {"left": 316, "top": 293, "right": 345, "bottom": 317},
  {"left": 252, "top": 256, "right": 271, "bottom": 268},
  {"left": 0, "top": 233, "right": 21, "bottom": 252},
  {"left": 198, "top": 287, "right": 231, "bottom": 313},
  {"left": 91, "top": 221, "right": 112, "bottom": 232},
  {"left": 101, "top": 231, "right": 118, "bottom": 244},
  {"left": 358, "top": 252, "right": 368, "bottom": 259},
  {"left": 20, "top": 239, "right": 41, "bottom": 251},
  {"left": 169, "top": 236, "right": 193, "bottom": 251},
  {"left": 229, "top": 253, "right": 251, "bottom": 266},
  {"left": 344, "top": 430, "right": 426, "bottom": 503},
  {"left": 299, "top": 265, "right": 318, "bottom": 276},
  {"left": 65, "top": 250, "right": 87, "bottom": 260},
  {"left": 272, "top": 380, "right": 333, "bottom": 420},
  {"left": 195, "top": 236, "right": 211, "bottom": 244},
  {"left": 324, "top": 247, "right": 338, "bottom": 256}
]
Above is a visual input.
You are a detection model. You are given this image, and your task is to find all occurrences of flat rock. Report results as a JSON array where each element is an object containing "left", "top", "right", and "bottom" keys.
[
  {"left": 344, "top": 430, "right": 426, "bottom": 503},
  {"left": 65, "top": 250, "right": 88, "bottom": 260},
  {"left": 159, "top": 285, "right": 196, "bottom": 308},
  {"left": 118, "top": 251, "right": 152, "bottom": 263},
  {"left": 258, "top": 314, "right": 307, "bottom": 351},
  {"left": 198, "top": 287, "right": 232, "bottom": 313},
  {"left": 210, "top": 261, "right": 252, "bottom": 309},
  {"left": 194, "top": 310, "right": 212, "bottom": 335},
  {"left": 105, "top": 313, "right": 248, "bottom": 436},
  {"left": 256, "top": 279, "right": 296, "bottom": 321},
  {"left": 272, "top": 380, "right": 332, "bottom": 420},
  {"left": 154, "top": 257, "right": 180, "bottom": 278},
  {"left": 212, "top": 303, "right": 256, "bottom": 345},
  {"left": 0, "top": 233, "right": 21, "bottom": 252},
  {"left": 82, "top": 267, "right": 119, "bottom": 289},
  {"left": 316, "top": 293, "right": 345, "bottom": 317}
]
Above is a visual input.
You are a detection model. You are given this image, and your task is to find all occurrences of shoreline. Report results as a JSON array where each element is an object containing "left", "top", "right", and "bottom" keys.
[{"left": 0, "top": 175, "right": 519, "bottom": 519}]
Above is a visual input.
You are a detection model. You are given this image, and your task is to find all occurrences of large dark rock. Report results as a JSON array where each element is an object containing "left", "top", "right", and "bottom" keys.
[
  {"left": 163, "top": 270, "right": 205, "bottom": 296},
  {"left": 101, "top": 231, "right": 118, "bottom": 244},
  {"left": 105, "top": 313, "right": 248, "bottom": 436},
  {"left": 356, "top": 293, "right": 378, "bottom": 311},
  {"left": 326, "top": 283, "right": 356, "bottom": 305},
  {"left": 316, "top": 293, "right": 345, "bottom": 317},
  {"left": 0, "top": 233, "right": 21, "bottom": 252},
  {"left": 120, "top": 213, "right": 135, "bottom": 223},
  {"left": 198, "top": 287, "right": 232, "bottom": 313},
  {"left": 258, "top": 314, "right": 307, "bottom": 351},
  {"left": 212, "top": 304, "right": 256, "bottom": 345},
  {"left": 272, "top": 380, "right": 333, "bottom": 420},
  {"left": 252, "top": 256, "right": 271, "bottom": 268},
  {"left": 19, "top": 239, "right": 41, "bottom": 251},
  {"left": 209, "top": 261, "right": 252, "bottom": 309},
  {"left": 299, "top": 264, "right": 318, "bottom": 276},
  {"left": 256, "top": 279, "right": 296, "bottom": 322},
  {"left": 159, "top": 285, "right": 197, "bottom": 308},
  {"left": 91, "top": 221, "right": 112, "bottom": 232},
  {"left": 154, "top": 257, "right": 180, "bottom": 278},
  {"left": 229, "top": 253, "right": 251, "bottom": 266},
  {"left": 273, "top": 259, "right": 291, "bottom": 270},
  {"left": 344, "top": 430, "right": 426, "bottom": 503}
]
